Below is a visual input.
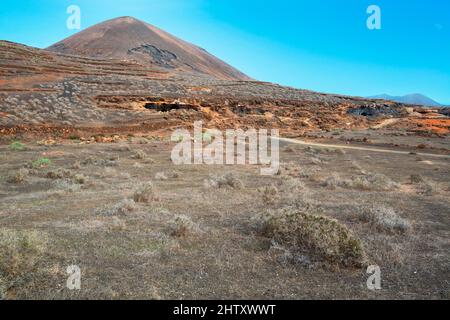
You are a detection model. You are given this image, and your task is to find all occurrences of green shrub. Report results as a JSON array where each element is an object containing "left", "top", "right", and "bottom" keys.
[
  {"left": 9, "top": 141, "right": 25, "bottom": 151},
  {"left": 32, "top": 158, "right": 52, "bottom": 168}
]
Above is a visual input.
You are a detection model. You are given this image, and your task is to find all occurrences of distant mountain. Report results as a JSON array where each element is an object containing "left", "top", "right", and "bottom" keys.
[
  {"left": 368, "top": 93, "right": 442, "bottom": 107},
  {"left": 47, "top": 16, "right": 250, "bottom": 81}
]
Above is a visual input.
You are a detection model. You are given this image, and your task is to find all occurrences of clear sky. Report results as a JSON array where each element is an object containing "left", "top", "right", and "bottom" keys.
[{"left": 1, "top": 0, "right": 449, "bottom": 104}]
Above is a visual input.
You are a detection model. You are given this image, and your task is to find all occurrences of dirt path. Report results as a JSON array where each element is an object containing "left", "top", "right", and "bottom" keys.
[
  {"left": 277, "top": 137, "right": 450, "bottom": 159},
  {"left": 372, "top": 118, "right": 401, "bottom": 129}
]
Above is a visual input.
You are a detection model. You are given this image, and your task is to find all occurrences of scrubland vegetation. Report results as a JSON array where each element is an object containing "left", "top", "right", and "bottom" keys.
[{"left": 0, "top": 137, "right": 448, "bottom": 300}]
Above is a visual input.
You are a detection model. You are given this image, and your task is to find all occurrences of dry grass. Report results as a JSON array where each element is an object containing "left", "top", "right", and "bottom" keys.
[
  {"left": 323, "top": 172, "right": 399, "bottom": 191},
  {"left": 351, "top": 173, "right": 399, "bottom": 191},
  {"left": 204, "top": 173, "right": 244, "bottom": 189},
  {"left": 73, "top": 174, "right": 88, "bottom": 184},
  {"left": 358, "top": 205, "right": 411, "bottom": 234},
  {"left": 410, "top": 174, "right": 425, "bottom": 184},
  {"left": 71, "top": 161, "right": 81, "bottom": 170},
  {"left": 131, "top": 150, "right": 147, "bottom": 160},
  {"left": 414, "top": 179, "right": 442, "bottom": 196},
  {"left": 297, "top": 166, "right": 322, "bottom": 181},
  {"left": 46, "top": 168, "right": 72, "bottom": 180},
  {"left": 255, "top": 207, "right": 366, "bottom": 268},
  {"left": 281, "top": 176, "right": 305, "bottom": 192},
  {"left": 155, "top": 172, "right": 168, "bottom": 181},
  {"left": 7, "top": 168, "right": 29, "bottom": 184},
  {"left": 53, "top": 179, "right": 81, "bottom": 193},
  {"left": 261, "top": 184, "right": 279, "bottom": 205},
  {"left": 133, "top": 182, "right": 159, "bottom": 203},
  {"left": 98, "top": 199, "right": 138, "bottom": 217},
  {"left": 0, "top": 229, "right": 48, "bottom": 299},
  {"left": 169, "top": 214, "right": 202, "bottom": 237}
]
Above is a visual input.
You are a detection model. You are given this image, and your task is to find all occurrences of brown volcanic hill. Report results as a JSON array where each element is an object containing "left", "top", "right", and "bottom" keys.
[{"left": 47, "top": 16, "right": 251, "bottom": 81}]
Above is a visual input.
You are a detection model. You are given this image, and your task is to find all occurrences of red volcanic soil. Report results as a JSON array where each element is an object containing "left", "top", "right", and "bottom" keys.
[{"left": 413, "top": 119, "right": 450, "bottom": 135}]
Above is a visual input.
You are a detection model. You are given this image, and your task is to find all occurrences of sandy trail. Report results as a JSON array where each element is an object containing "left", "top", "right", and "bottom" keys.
[
  {"left": 276, "top": 137, "right": 450, "bottom": 159},
  {"left": 372, "top": 118, "right": 401, "bottom": 129}
]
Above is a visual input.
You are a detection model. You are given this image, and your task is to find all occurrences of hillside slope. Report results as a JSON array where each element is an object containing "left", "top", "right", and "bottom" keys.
[{"left": 47, "top": 16, "right": 251, "bottom": 81}]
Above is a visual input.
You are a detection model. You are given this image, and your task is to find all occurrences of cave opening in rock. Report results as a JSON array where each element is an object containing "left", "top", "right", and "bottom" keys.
[{"left": 144, "top": 102, "right": 181, "bottom": 112}]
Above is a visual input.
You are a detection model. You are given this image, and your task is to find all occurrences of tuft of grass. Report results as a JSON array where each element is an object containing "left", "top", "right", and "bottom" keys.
[
  {"left": 155, "top": 172, "right": 168, "bottom": 181},
  {"left": 410, "top": 174, "right": 425, "bottom": 184},
  {"left": 281, "top": 176, "right": 305, "bottom": 192},
  {"left": 255, "top": 207, "right": 366, "bottom": 268},
  {"left": 73, "top": 174, "right": 88, "bottom": 184},
  {"left": 7, "top": 168, "right": 29, "bottom": 184},
  {"left": 31, "top": 158, "right": 52, "bottom": 169},
  {"left": 132, "top": 150, "right": 147, "bottom": 160},
  {"left": 167, "top": 171, "right": 180, "bottom": 179},
  {"left": 0, "top": 229, "right": 48, "bottom": 297},
  {"left": 351, "top": 173, "right": 399, "bottom": 191},
  {"left": 322, "top": 174, "right": 342, "bottom": 189},
  {"left": 46, "top": 168, "right": 72, "bottom": 180},
  {"left": 216, "top": 173, "right": 244, "bottom": 189},
  {"left": 71, "top": 161, "right": 81, "bottom": 170},
  {"left": 261, "top": 184, "right": 279, "bottom": 205},
  {"left": 297, "top": 167, "right": 321, "bottom": 181},
  {"left": 170, "top": 215, "right": 201, "bottom": 237},
  {"left": 9, "top": 141, "right": 26, "bottom": 151},
  {"left": 358, "top": 205, "right": 411, "bottom": 234},
  {"left": 133, "top": 182, "right": 159, "bottom": 203},
  {"left": 204, "top": 173, "right": 244, "bottom": 189},
  {"left": 99, "top": 199, "right": 138, "bottom": 217}
]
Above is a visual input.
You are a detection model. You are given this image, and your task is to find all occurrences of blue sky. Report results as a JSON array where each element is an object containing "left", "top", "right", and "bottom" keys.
[{"left": 1, "top": 0, "right": 449, "bottom": 104}]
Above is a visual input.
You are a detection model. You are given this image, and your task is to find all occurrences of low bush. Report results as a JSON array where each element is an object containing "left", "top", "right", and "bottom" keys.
[
  {"left": 204, "top": 173, "right": 244, "bottom": 190},
  {"left": 133, "top": 182, "right": 159, "bottom": 203},
  {"left": 9, "top": 141, "right": 26, "bottom": 151},
  {"left": 358, "top": 205, "right": 411, "bottom": 234},
  {"left": 31, "top": 158, "right": 52, "bottom": 169},
  {"left": 99, "top": 199, "right": 138, "bottom": 217},
  {"left": 169, "top": 215, "right": 201, "bottom": 237},
  {"left": 255, "top": 207, "right": 366, "bottom": 268},
  {"left": 7, "top": 168, "right": 29, "bottom": 184}
]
